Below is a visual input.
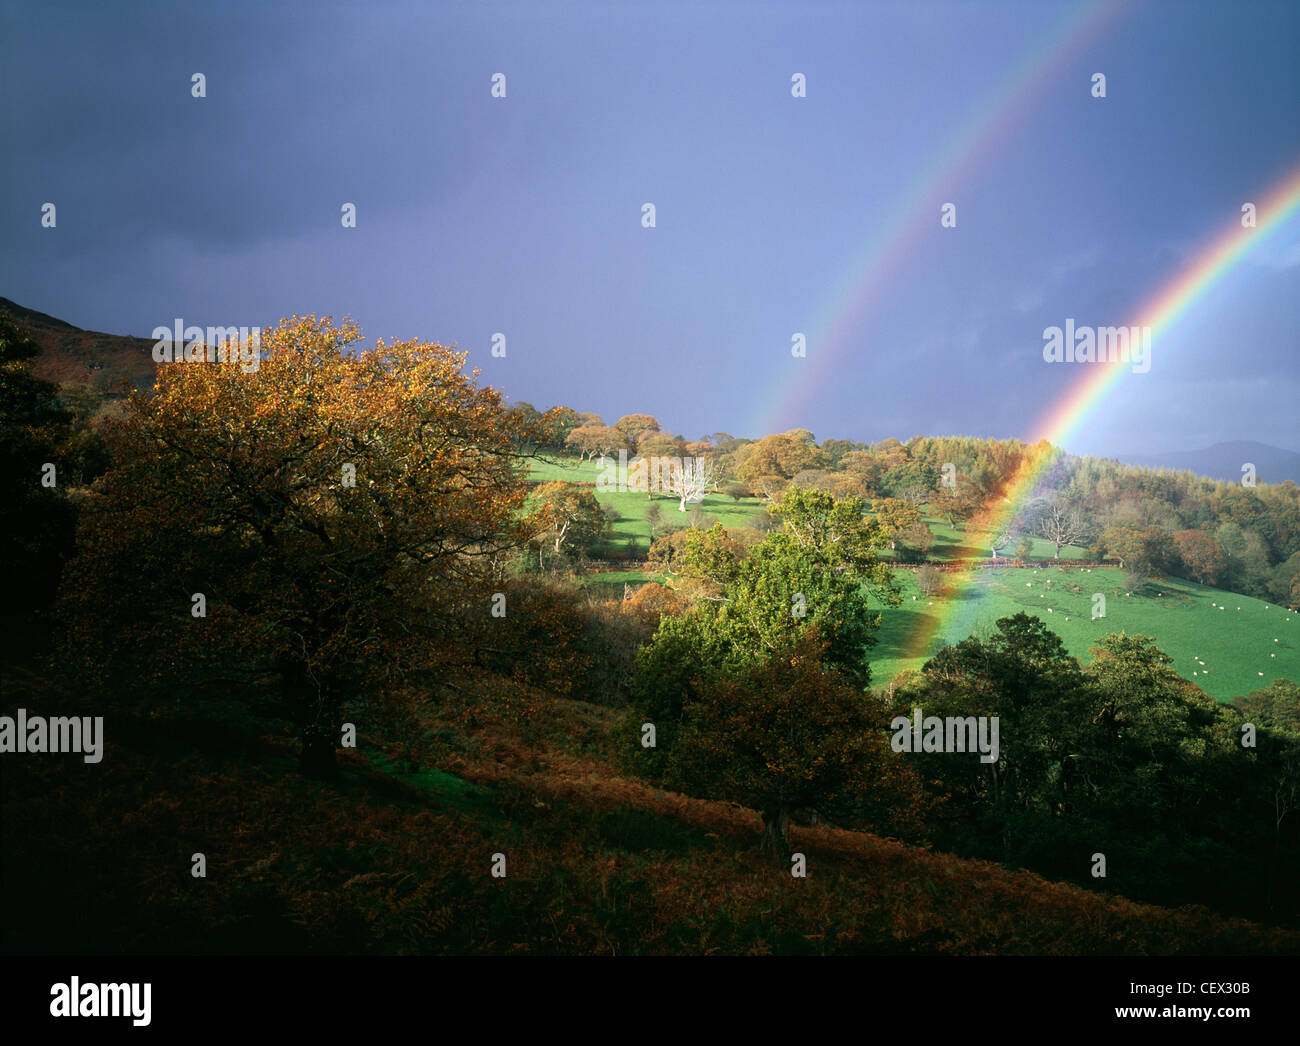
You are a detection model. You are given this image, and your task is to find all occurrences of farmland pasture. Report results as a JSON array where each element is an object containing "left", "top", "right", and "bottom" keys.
[
  {"left": 866, "top": 566, "right": 1299, "bottom": 702},
  {"left": 527, "top": 455, "right": 767, "bottom": 554},
  {"left": 530, "top": 456, "right": 1298, "bottom": 702}
]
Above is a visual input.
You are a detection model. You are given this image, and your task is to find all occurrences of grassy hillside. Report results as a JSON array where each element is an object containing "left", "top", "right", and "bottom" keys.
[
  {"left": 532, "top": 455, "right": 1297, "bottom": 701},
  {"left": 528, "top": 455, "right": 1091, "bottom": 562},
  {"left": 528, "top": 455, "right": 768, "bottom": 552},
  {"left": 869, "top": 565, "right": 1300, "bottom": 700},
  {"left": 4, "top": 662, "right": 1294, "bottom": 956}
]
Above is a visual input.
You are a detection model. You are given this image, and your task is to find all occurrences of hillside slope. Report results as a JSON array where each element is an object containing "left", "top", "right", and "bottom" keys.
[
  {"left": 0, "top": 296, "right": 158, "bottom": 416},
  {"left": 2, "top": 663, "right": 1295, "bottom": 956}
]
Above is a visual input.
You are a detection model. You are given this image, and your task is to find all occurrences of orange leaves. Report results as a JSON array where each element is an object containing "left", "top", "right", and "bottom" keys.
[{"left": 62, "top": 314, "right": 539, "bottom": 738}]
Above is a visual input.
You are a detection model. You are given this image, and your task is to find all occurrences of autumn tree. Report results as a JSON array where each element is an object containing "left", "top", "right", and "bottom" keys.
[
  {"left": 931, "top": 472, "right": 983, "bottom": 529},
  {"left": 537, "top": 405, "right": 580, "bottom": 451},
  {"left": 872, "top": 497, "right": 923, "bottom": 551},
  {"left": 637, "top": 431, "right": 685, "bottom": 460},
  {"left": 895, "top": 517, "right": 935, "bottom": 559},
  {"left": 644, "top": 501, "right": 666, "bottom": 538},
  {"left": 1098, "top": 524, "right": 1174, "bottom": 576},
  {"left": 647, "top": 529, "right": 693, "bottom": 573},
  {"left": 895, "top": 484, "right": 930, "bottom": 509},
  {"left": 565, "top": 424, "right": 623, "bottom": 461},
  {"left": 734, "top": 433, "right": 828, "bottom": 484},
  {"left": 613, "top": 413, "right": 661, "bottom": 451},
  {"left": 916, "top": 564, "right": 944, "bottom": 596},
  {"left": 61, "top": 315, "right": 537, "bottom": 778},
  {"left": 534, "top": 480, "right": 606, "bottom": 555},
  {"left": 841, "top": 449, "right": 886, "bottom": 497},
  {"left": 1173, "top": 529, "right": 1229, "bottom": 585}
]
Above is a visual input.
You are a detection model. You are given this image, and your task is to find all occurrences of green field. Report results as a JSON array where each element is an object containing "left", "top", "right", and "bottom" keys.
[
  {"left": 918, "top": 514, "right": 1089, "bottom": 562},
  {"left": 528, "top": 455, "right": 767, "bottom": 554},
  {"left": 868, "top": 565, "right": 1298, "bottom": 702}
]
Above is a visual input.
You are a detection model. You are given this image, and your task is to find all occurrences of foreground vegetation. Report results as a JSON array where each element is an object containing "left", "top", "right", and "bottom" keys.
[
  {"left": 3, "top": 308, "right": 1298, "bottom": 954},
  {"left": 4, "top": 661, "right": 1295, "bottom": 955}
]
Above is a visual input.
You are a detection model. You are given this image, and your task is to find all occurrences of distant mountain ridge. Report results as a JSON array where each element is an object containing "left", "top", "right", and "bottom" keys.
[{"left": 1116, "top": 440, "right": 1300, "bottom": 486}]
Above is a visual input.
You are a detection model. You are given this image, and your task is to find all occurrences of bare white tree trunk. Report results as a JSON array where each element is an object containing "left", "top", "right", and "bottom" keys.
[{"left": 665, "top": 456, "right": 717, "bottom": 512}]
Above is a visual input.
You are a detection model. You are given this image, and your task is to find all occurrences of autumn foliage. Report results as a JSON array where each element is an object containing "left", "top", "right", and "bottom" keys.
[{"left": 60, "top": 315, "right": 539, "bottom": 775}]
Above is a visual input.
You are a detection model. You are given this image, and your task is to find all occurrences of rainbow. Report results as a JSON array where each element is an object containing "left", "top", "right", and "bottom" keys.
[
  {"left": 902, "top": 161, "right": 1300, "bottom": 662},
  {"left": 746, "top": 0, "right": 1128, "bottom": 436}
]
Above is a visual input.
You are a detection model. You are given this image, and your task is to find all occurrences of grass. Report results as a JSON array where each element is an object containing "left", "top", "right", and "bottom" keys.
[
  {"left": 868, "top": 565, "right": 1300, "bottom": 701},
  {"left": 366, "top": 752, "right": 497, "bottom": 816},
  {"left": 528, "top": 455, "right": 767, "bottom": 554}
]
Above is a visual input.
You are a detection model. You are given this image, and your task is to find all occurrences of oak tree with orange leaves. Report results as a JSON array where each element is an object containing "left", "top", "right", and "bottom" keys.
[{"left": 61, "top": 316, "right": 540, "bottom": 777}]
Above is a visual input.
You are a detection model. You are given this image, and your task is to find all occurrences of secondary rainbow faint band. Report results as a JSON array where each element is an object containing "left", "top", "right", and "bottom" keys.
[
  {"left": 745, "top": 0, "right": 1128, "bottom": 438},
  {"left": 900, "top": 161, "right": 1300, "bottom": 665}
]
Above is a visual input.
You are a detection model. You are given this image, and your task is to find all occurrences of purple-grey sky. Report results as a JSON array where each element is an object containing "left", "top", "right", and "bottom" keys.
[{"left": 3, "top": 0, "right": 1297, "bottom": 457}]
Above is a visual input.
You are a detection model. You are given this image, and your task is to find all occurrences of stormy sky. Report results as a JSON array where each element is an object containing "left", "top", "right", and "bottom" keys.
[{"left": 2, "top": 0, "right": 1297, "bottom": 457}]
